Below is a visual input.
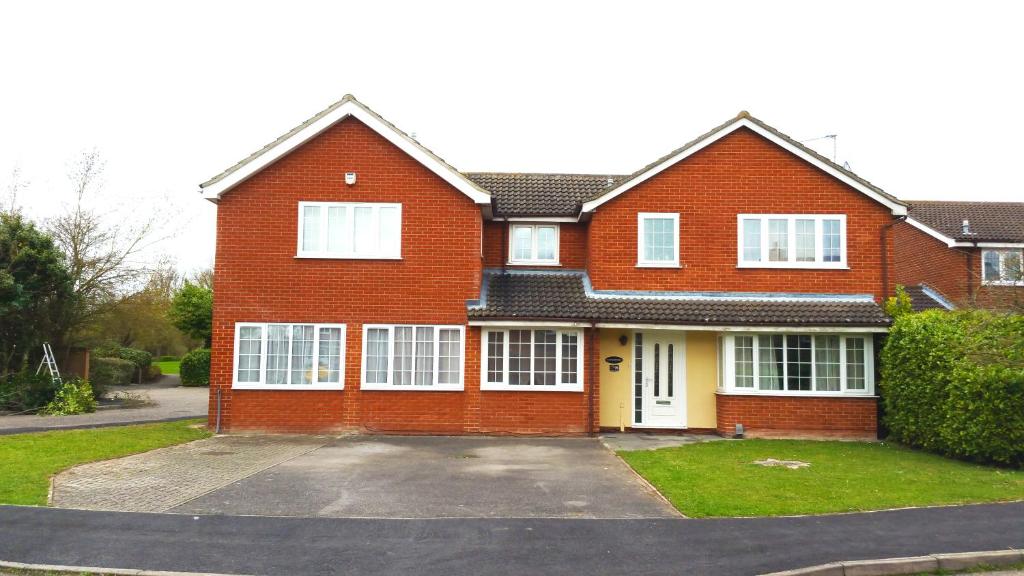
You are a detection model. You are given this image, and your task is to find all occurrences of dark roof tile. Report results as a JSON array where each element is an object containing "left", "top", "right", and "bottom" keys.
[
  {"left": 908, "top": 201, "right": 1024, "bottom": 243},
  {"left": 469, "top": 272, "right": 890, "bottom": 327},
  {"left": 465, "top": 173, "right": 625, "bottom": 217}
]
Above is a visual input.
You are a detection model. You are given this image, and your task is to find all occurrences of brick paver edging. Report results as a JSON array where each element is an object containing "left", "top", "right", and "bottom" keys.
[
  {"left": 761, "top": 549, "right": 1024, "bottom": 576},
  {"left": 0, "top": 558, "right": 252, "bottom": 576}
]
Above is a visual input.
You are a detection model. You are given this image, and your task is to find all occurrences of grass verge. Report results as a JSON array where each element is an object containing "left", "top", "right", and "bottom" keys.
[
  {"left": 154, "top": 360, "right": 180, "bottom": 375},
  {"left": 618, "top": 439, "right": 1024, "bottom": 518},
  {"left": 0, "top": 419, "right": 210, "bottom": 506}
]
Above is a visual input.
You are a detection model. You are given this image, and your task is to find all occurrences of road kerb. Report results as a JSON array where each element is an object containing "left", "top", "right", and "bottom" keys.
[
  {"left": 760, "top": 548, "right": 1024, "bottom": 576},
  {"left": 0, "top": 559, "right": 252, "bottom": 576}
]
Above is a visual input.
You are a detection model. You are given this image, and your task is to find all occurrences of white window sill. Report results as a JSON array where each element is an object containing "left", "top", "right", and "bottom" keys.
[
  {"left": 232, "top": 384, "right": 344, "bottom": 391},
  {"left": 506, "top": 261, "right": 561, "bottom": 267},
  {"left": 736, "top": 262, "right": 849, "bottom": 270},
  {"left": 295, "top": 254, "right": 402, "bottom": 260},
  {"left": 481, "top": 383, "right": 584, "bottom": 393},
  {"left": 636, "top": 262, "right": 681, "bottom": 269},
  {"left": 360, "top": 383, "right": 465, "bottom": 392},
  {"left": 717, "top": 390, "right": 876, "bottom": 399},
  {"left": 982, "top": 280, "right": 1024, "bottom": 286}
]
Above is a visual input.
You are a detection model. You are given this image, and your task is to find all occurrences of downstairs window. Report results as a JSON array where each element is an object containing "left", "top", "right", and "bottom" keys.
[
  {"left": 719, "top": 333, "right": 873, "bottom": 395},
  {"left": 482, "top": 328, "right": 584, "bottom": 392},
  {"left": 233, "top": 323, "right": 346, "bottom": 389},
  {"left": 361, "top": 325, "right": 465, "bottom": 391}
]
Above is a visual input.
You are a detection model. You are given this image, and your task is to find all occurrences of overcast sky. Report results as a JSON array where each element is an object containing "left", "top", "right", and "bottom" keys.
[{"left": 2, "top": 1, "right": 1021, "bottom": 273}]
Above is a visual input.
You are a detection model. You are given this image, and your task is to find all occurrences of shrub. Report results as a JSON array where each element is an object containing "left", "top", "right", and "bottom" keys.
[
  {"left": 881, "top": 310, "right": 1024, "bottom": 466},
  {"left": 117, "top": 348, "right": 153, "bottom": 372},
  {"left": 180, "top": 349, "right": 211, "bottom": 387},
  {"left": 884, "top": 284, "right": 914, "bottom": 319},
  {"left": 89, "top": 357, "right": 135, "bottom": 392},
  {"left": 0, "top": 371, "right": 59, "bottom": 413},
  {"left": 41, "top": 378, "right": 96, "bottom": 415},
  {"left": 146, "top": 364, "right": 162, "bottom": 381}
]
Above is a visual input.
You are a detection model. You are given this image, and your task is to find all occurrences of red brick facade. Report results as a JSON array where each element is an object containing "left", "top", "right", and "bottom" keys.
[
  {"left": 588, "top": 128, "right": 894, "bottom": 299},
  {"left": 209, "top": 112, "right": 894, "bottom": 437},
  {"left": 715, "top": 393, "right": 877, "bottom": 438},
  {"left": 893, "top": 221, "right": 1023, "bottom": 310}
]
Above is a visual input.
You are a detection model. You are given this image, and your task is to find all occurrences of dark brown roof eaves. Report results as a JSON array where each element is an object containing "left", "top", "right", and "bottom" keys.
[
  {"left": 907, "top": 200, "right": 1024, "bottom": 243},
  {"left": 903, "top": 284, "right": 955, "bottom": 312},
  {"left": 468, "top": 271, "right": 891, "bottom": 327},
  {"left": 465, "top": 172, "right": 626, "bottom": 217}
]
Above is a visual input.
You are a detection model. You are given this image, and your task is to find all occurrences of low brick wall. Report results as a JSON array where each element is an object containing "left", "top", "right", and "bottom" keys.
[{"left": 715, "top": 393, "right": 877, "bottom": 438}]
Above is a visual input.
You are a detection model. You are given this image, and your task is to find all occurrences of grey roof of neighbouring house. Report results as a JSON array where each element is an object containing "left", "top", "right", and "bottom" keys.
[
  {"left": 465, "top": 173, "right": 627, "bottom": 217},
  {"left": 468, "top": 271, "right": 890, "bottom": 327},
  {"left": 904, "top": 284, "right": 955, "bottom": 312},
  {"left": 907, "top": 201, "right": 1024, "bottom": 243}
]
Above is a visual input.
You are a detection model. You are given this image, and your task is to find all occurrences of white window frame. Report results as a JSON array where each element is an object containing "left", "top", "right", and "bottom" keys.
[
  {"left": 637, "top": 212, "right": 680, "bottom": 268},
  {"left": 718, "top": 332, "right": 874, "bottom": 397},
  {"left": 296, "top": 201, "right": 402, "bottom": 259},
  {"left": 981, "top": 249, "right": 1024, "bottom": 286},
  {"left": 736, "top": 214, "right": 847, "bottom": 269},
  {"left": 232, "top": 322, "right": 347, "bottom": 390},
  {"left": 507, "top": 223, "right": 560, "bottom": 265},
  {"left": 360, "top": 324, "right": 466, "bottom": 391},
  {"left": 480, "top": 327, "right": 585, "bottom": 392}
]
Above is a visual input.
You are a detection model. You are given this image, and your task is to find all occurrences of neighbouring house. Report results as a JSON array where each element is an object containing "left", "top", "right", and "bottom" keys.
[
  {"left": 894, "top": 201, "right": 1024, "bottom": 311},
  {"left": 200, "top": 95, "right": 910, "bottom": 438}
]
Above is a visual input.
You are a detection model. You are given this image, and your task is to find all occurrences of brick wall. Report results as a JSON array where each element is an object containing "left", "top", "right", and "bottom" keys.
[
  {"left": 482, "top": 221, "right": 588, "bottom": 270},
  {"left": 587, "top": 128, "right": 896, "bottom": 299},
  {"left": 893, "top": 221, "right": 971, "bottom": 303},
  {"left": 213, "top": 117, "right": 597, "bottom": 435},
  {"left": 211, "top": 116, "right": 486, "bottom": 433},
  {"left": 715, "top": 393, "right": 877, "bottom": 437}
]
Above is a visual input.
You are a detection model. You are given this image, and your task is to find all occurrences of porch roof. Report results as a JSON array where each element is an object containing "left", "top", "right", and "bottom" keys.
[{"left": 467, "top": 270, "right": 891, "bottom": 328}]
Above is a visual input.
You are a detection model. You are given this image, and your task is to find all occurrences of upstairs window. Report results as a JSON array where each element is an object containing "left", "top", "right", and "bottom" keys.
[
  {"left": 637, "top": 212, "right": 680, "bottom": 267},
  {"left": 508, "top": 224, "right": 559, "bottom": 265},
  {"left": 982, "top": 249, "right": 1023, "bottom": 285},
  {"left": 297, "top": 202, "right": 401, "bottom": 259},
  {"left": 738, "top": 215, "right": 846, "bottom": 268}
]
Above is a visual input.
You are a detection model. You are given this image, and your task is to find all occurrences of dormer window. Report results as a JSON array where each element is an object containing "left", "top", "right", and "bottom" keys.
[{"left": 508, "top": 224, "right": 559, "bottom": 265}]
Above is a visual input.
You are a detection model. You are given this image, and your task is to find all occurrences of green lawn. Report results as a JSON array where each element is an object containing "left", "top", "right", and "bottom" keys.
[
  {"left": 619, "top": 439, "right": 1024, "bottom": 518},
  {"left": 154, "top": 360, "right": 180, "bottom": 375},
  {"left": 0, "top": 419, "right": 210, "bottom": 506}
]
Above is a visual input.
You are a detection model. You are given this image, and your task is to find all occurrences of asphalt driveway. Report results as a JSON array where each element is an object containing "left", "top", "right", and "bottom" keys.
[{"left": 54, "top": 435, "right": 679, "bottom": 519}]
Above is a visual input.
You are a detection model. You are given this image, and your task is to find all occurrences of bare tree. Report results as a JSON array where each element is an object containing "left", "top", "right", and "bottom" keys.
[
  {"left": 1, "top": 166, "right": 27, "bottom": 216},
  {"left": 47, "top": 151, "right": 159, "bottom": 348}
]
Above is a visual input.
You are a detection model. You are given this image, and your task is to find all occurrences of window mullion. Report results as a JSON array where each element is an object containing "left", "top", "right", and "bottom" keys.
[
  {"left": 781, "top": 336, "right": 789, "bottom": 390},
  {"left": 839, "top": 336, "right": 847, "bottom": 393},
  {"left": 531, "top": 225, "right": 539, "bottom": 261},
  {"left": 260, "top": 324, "right": 268, "bottom": 385},
  {"left": 815, "top": 217, "right": 823, "bottom": 264},
  {"left": 387, "top": 326, "right": 395, "bottom": 386},
  {"left": 760, "top": 217, "right": 769, "bottom": 264},
  {"left": 787, "top": 218, "right": 796, "bottom": 263},
  {"left": 312, "top": 324, "right": 321, "bottom": 385},
  {"left": 555, "top": 329, "right": 563, "bottom": 383},
  {"left": 810, "top": 335, "right": 817, "bottom": 391},
  {"left": 433, "top": 328, "right": 441, "bottom": 386},
  {"left": 503, "top": 329, "right": 510, "bottom": 385},
  {"left": 320, "top": 206, "right": 329, "bottom": 256}
]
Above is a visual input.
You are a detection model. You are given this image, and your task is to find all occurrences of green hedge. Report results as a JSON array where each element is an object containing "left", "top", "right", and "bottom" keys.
[
  {"left": 881, "top": 310, "right": 1024, "bottom": 466},
  {"left": 0, "top": 371, "right": 59, "bottom": 412},
  {"left": 89, "top": 357, "right": 135, "bottom": 391},
  {"left": 180, "top": 349, "right": 210, "bottom": 387}
]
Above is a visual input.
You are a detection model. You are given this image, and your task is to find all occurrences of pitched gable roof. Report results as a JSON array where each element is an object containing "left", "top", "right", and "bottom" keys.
[
  {"left": 465, "top": 173, "right": 626, "bottom": 217},
  {"left": 581, "top": 112, "right": 907, "bottom": 216},
  {"left": 905, "top": 200, "right": 1024, "bottom": 245},
  {"left": 199, "top": 95, "right": 491, "bottom": 205}
]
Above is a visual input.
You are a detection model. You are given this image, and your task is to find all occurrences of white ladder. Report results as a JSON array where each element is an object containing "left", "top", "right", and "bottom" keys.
[{"left": 36, "top": 342, "right": 63, "bottom": 385}]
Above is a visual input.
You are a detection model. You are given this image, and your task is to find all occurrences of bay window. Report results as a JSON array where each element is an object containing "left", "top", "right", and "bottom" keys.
[
  {"left": 297, "top": 201, "right": 401, "bottom": 259},
  {"left": 482, "top": 328, "right": 584, "bottom": 391},
  {"left": 719, "top": 333, "right": 873, "bottom": 395},
  {"left": 982, "top": 249, "right": 1023, "bottom": 285},
  {"left": 509, "top": 224, "right": 559, "bottom": 265},
  {"left": 738, "top": 215, "right": 846, "bottom": 268},
  {"left": 361, "top": 325, "right": 465, "bottom": 391},
  {"left": 233, "top": 323, "right": 346, "bottom": 389}
]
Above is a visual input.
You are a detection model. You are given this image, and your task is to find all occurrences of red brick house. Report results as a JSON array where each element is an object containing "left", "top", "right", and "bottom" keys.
[
  {"left": 200, "top": 95, "right": 910, "bottom": 438},
  {"left": 894, "top": 201, "right": 1024, "bottom": 311}
]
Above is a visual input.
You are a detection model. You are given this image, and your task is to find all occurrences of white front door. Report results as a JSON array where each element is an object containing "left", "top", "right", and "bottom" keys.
[{"left": 634, "top": 332, "right": 686, "bottom": 428}]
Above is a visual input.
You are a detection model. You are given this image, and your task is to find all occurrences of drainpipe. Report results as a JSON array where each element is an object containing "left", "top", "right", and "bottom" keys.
[
  {"left": 587, "top": 324, "right": 598, "bottom": 437},
  {"left": 880, "top": 215, "right": 907, "bottom": 300},
  {"left": 215, "top": 387, "right": 222, "bottom": 433}
]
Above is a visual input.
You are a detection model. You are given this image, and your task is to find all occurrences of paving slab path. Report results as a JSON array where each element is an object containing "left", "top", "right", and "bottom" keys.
[
  {"left": 51, "top": 435, "right": 326, "bottom": 512},
  {"left": 0, "top": 375, "right": 207, "bottom": 435}
]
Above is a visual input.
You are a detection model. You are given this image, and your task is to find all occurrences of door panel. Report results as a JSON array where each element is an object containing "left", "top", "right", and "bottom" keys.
[{"left": 635, "top": 332, "right": 686, "bottom": 428}]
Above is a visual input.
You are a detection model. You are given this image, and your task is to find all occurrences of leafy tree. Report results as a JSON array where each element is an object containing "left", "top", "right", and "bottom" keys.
[
  {"left": 884, "top": 284, "right": 914, "bottom": 318},
  {"left": 0, "top": 212, "right": 73, "bottom": 376},
  {"left": 168, "top": 282, "right": 213, "bottom": 347}
]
